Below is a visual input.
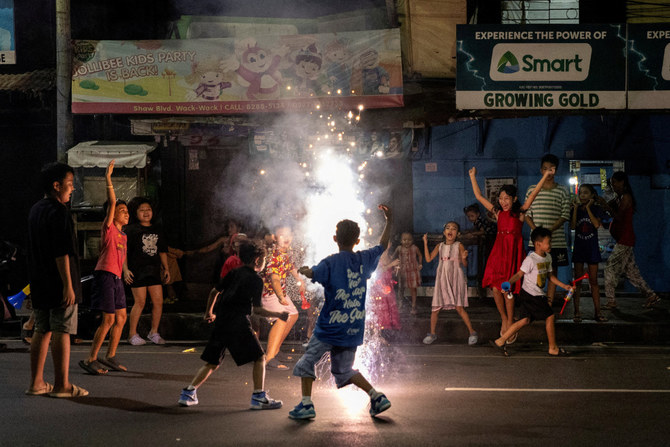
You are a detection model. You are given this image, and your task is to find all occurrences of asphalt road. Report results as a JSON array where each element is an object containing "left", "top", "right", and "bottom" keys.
[{"left": 1, "top": 340, "right": 669, "bottom": 446}]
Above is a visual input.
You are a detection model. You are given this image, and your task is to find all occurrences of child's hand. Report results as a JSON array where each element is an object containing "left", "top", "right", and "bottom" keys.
[
  {"left": 298, "top": 266, "right": 312, "bottom": 278},
  {"left": 586, "top": 199, "right": 594, "bottom": 208},
  {"left": 422, "top": 233, "right": 428, "bottom": 244},
  {"left": 390, "top": 258, "right": 400, "bottom": 268},
  {"left": 544, "top": 166, "right": 556, "bottom": 176},
  {"left": 204, "top": 311, "right": 216, "bottom": 323},
  {"left": 105, "top": 159, "right": 115, "bottom": 180},
  {"left": 123, "top": 269, "right": 134, "bottom": 285},
  {"left": 378, "top": 204, "right": 392, "bottom": 220},
  {"left": 469, "top": 167, "right": 477, "bottom": 178}
]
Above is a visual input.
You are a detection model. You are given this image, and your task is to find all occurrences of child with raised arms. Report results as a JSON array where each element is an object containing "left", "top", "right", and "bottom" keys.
[
  {"left": 288, "top": 205, "right": 393, "bottom": 420},
  {"left": 469, "top": 166, "right": 553, "bottom": 340},
  {"left": 422, "top": 222, "right": 477, "bottom": 345},
  {"left": 178, "top": 241, "right": 289, "bottom": 409}
]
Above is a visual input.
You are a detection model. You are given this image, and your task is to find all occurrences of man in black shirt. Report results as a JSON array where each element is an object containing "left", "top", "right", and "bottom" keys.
[
  {"left": 178, "top": 242, "right": 288, "bottom": 410},
  {"left": 25, "top": 162, "right": 88, "bottom": 398}
]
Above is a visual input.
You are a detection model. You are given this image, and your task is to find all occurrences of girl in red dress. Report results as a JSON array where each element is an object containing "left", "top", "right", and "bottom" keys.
[{"left": 468, "top": 166, "right": 554, "bottom": 339}]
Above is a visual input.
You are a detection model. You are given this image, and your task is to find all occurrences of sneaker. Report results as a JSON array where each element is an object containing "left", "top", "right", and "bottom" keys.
[
  {"left": 422, "top": 333, "right": 437, "bottom": 345},
  {"left": 147, "top": 332, "right": 165, "bottom": 345},
  {"left": 369, "top": 393, "right": 391, "bottom": 417},
  {"left": 468, "top": 332, "right": 479, "bottom": 346},
  {"left": 301, "top": 340, "right": 310, "bottom": 349},
  {"left": 128, "top": 334, "right": 146, "bottom": 346},
  {"left": 178, "top": 388, "right": 198, "bottom": 407},
  {"left": 250, "top": 391, "right": 283, "bottom": 410},
  {"left": 288, "top": 401, "right": 316, "bottom": 419}
]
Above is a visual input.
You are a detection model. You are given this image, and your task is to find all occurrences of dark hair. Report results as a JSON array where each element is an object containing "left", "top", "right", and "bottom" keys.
[
  {"left": 103, "top": 199, "right": 127, "bottom": 215},
  {"left": 238, "top": 241, "right": 266, "bottom": 265},
  {"left": 610, "top": 171, "right": 636, "bottom": 212},
  {"left": 463, "top": 203, "right": 481, "bottom": 214},
  {"left": 335, "top": 219, "right": 360, "bottom": 247},
  {"left": 127, "top": 197, "right": 153, "bottom": 225},
  {"left": 579, "top": 184, "right": 598, "bottom": 199},
  {"left": 541, "top": 153, "right": 559, "bottom": 169},
  {"left": 531, "top": 226, "right": 552, "bottom": 243},
  {"left": 494, "top": 184, "right": 523, "bottom": 216},
  {"left": 39, "top": 162, "right": 74, "bottom": 194}
]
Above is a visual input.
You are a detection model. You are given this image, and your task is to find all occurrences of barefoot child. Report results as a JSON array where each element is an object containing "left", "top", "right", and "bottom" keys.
[
  {"left": 79, "top": 160, "right": 130, "bottom": 375},
  {"left": 289, "top": 205, "right": 393, "bottom": 420},
  {"left": 392, "top": 232, "right": 422, "bottom": 315},
  {"left": 178, "top": 241, "right": 288, "bottom": 409},
  {"left": 489, "top": 227, "right": 573, "bottom": 356},
  {"left": 422, "top": 222, "right": 477, "bottom": 345}
]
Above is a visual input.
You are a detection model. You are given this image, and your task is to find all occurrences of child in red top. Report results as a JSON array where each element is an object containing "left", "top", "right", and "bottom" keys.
[
  {"left": 79, "top": 160, "right": 130, "bottom": 375},
  {"left": 219, "top": 233, "right": 248, "bottom": 279},
  {"left": 392, "top": 232, "right": 422, "bottom": 315}
]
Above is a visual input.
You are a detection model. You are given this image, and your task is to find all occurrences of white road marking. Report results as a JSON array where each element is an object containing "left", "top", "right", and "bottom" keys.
[{"left": 445, "top": 387, "right": 670, "bottom": 393}]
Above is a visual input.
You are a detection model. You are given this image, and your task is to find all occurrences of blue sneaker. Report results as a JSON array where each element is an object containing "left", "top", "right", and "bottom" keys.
[
  {"left": 178, "top": 388, "right": 198, "bottom": 407},
  {"left": 369, "top": 393, "right": 391, "bottom": 417},
  {"left": 288, "top": 401, "right": 316, "bottom": 419},
  {"left": 250, "top": 391, "right": 283, "bottom": 410}
]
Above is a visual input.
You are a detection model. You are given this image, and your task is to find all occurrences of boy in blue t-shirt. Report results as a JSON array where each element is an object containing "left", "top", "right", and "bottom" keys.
[{"left": 289, "top": 205, "right": 392, "bottom": 420}]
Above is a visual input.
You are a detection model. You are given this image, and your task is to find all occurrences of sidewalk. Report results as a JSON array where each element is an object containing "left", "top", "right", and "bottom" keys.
[{"left": 4, "top": 289, "right": 668, "bottom": 346}]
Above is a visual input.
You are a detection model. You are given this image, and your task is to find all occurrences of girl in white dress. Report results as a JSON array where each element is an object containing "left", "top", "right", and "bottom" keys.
[{"left": 422, "top": 222, "right": 478, "bottom": 345}]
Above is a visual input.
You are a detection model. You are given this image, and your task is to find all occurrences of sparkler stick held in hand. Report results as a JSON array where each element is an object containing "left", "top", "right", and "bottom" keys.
[{"left": 559, "top": 273, "right": 589, "bottom": 315}]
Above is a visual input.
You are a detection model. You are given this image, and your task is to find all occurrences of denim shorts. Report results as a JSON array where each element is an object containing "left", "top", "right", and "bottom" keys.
[
  {"left": 34, "top": 304, "right": 78, "bottom": 335},
  {"left": 293, "top": 335, "right": 358, "bottom": 388}
]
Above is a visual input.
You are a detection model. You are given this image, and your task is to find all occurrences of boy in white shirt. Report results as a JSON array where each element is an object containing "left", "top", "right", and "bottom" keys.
[{"left": 489, "top": 227, "right": 573, "bottom": 356}]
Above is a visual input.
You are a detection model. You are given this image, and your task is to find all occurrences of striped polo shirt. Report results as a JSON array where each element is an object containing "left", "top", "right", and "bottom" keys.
[{"left": 524, "top": 182, "right": 571, "bottom": 248}]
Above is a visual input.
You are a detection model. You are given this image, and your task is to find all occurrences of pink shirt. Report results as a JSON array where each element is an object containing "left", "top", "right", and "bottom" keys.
[{"left": 95, "top": 223, "right": 127, "bottom": 277}]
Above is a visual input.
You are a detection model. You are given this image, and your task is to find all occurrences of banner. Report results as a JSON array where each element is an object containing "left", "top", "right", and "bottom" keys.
[
  {"left": 628, "top": 24, "right": 670, "bottom": 109},
  {"left": 71, "top": 29, "right": 403, "bottom": 114},
  {"left": 0, "top": 0, "right": 15, "bottom": 64},
  {"left": 456, "top": 24, "right": 626, "bottom": 110}
]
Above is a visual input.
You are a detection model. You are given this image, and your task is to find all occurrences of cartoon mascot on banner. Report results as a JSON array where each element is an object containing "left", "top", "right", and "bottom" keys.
[{"left": 221, "top": 37, "right": 288, "bottom": 100}]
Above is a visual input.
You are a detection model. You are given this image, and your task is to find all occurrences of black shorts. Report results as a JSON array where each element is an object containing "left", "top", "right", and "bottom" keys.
[
  {"left": 200, "top": 319, "right": 264, "bottom": 367},
  {"left": 91, "top": 271, "right": 126, "bottom": 313},
  {"left": 130, "top": 274, "right": 162, "bottom": 288},
  {"left": 518, "top": 289, "right": 554, "bottom": 322}
]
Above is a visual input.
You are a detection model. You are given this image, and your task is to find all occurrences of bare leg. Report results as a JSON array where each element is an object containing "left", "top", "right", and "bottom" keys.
[
  {"left": 348, "top": 372, "right": 373, "bottom": 393},
  {"left": 547, "top": 280, "right": 557, "bottom": 305},
  {"left": 87, "top": 313, "right": 115, "bottom": 362},
  {"left": 29, "top": 331, "right": 52, "bottom": 391},
  {"left": 277, "top": 313, "right": 298, "bottom": 348},
  {"left": 252, "top": 355, "right": 266, "bottom": 390},
  {"left": 573, "top": 263, "right": 584, "bottom": 319},
  {"left": 455, "top": 306, "right": 475, "bottom": 334},
  {"left": 545, "top": 315, "right": 558, "bottom": 354},
  {"left": 106, "top": 308, "right": 127, "bottom": 359},
  {"left": 189, "top": 363, "right": 218, "bottom": 389},
  {"left": 429, "top": 309, "right": 439, "bottom": 334},
  {"left": 128, "top": 287, "right": 147, "bottom": 338},
  {"left": 410, "top": 287, "right": 417, "bottom": 314},
  {"left": 494, "top": 317, "right": 529, "bottom": 346},
  {"left": 491, "top": 288, "right": 509, "bottom": 333},
  {"left": 301, "top": 376, "right": 314, "bottom": 397},
  {"left": 587, "top": 264, "right": 603, "bottom": 318},
  {"left": 147, "top": 284, "right": 164, "bottom": 335},
  {"left": 51, "top": 332, "right": 72, "bottom": 393},
  {"left": 266, "top": 319, "right": 286, "bottom": 361}
]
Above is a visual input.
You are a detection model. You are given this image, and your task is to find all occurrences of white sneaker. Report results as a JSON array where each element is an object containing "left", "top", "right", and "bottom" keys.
[
  {"left": 128, "top": 334, "right": 146, "bottom": 346},
  {"left": 468, "top": 332, "right": 479, "bottom": 346},
  {"left": 422, "top": 333, "right": 437, "bottom": 345},
  {"left": 147, "top": 332, "right": 165, "bottom": 345}
]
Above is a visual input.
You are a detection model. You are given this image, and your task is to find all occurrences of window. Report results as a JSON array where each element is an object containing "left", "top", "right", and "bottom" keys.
[{"left": 502, "top": 0, "right": 580, "bottom": 24}]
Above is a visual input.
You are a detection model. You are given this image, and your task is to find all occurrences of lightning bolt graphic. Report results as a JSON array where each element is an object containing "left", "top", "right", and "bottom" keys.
[
  {"left": 458, "top": 40, "right": 487, "bottom": 91},
  {"left": 612, "top": 24, "right": 659, "bottom": 90}
]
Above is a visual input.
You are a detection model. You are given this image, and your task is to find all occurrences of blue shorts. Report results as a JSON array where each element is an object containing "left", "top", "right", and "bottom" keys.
[
  {"left": 293, "top": 335, "right": 358, "bottom": 388},
  {"left": 91, "top": 271, "right": 127, "bottom": 314}
]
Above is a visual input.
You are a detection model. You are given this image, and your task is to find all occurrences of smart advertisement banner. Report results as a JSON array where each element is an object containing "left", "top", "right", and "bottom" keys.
[
  {"left": 456, "top": 24, "right": 626, "bottom": 110},
  {"left": 0, "top": 0, "right": 15, "bottom": 64},
  {"left": 71, "top": 29, "right": 403, "bottom": 114},
  {"left": 628, "top": 23, "right": 670, "bottom": 109}
]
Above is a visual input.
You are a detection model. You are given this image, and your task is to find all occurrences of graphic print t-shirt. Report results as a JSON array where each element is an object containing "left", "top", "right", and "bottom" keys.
[
  {"left": 311, "top": 245, "right": 383, "bottom": 347},
  {"left": 520, "top": 251, "right": 552, "bottom": 296},
  {"left": 125, "top": 223, "right": 167, "bottom": 281}
]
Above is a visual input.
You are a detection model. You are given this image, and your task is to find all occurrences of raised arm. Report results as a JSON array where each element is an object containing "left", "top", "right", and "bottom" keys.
[
  {"left": 103, "top": 160, "right": 117, "bottom": 227},
  {"left": 570, "top": 198, "right": 579, "bottom": 230},
  {"left": 422, "top": 234, "right": 440, "bottom": 263},
  {"left": 468, "top": 167, "right": 495, "bottom": 213},
  {"left": 520, "top": 166, "right": 555, "bottom": 212},
  {"left": 584, "top": 199, "right": 602, "bottom": 229},
  {"left": 378, "top": 204, "right": 393, "bottom": 248}
]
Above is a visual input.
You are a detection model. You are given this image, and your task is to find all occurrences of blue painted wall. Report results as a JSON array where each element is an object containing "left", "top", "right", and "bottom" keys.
[{"left": 413, "top": 115, "right": 669, "bottom": 292}]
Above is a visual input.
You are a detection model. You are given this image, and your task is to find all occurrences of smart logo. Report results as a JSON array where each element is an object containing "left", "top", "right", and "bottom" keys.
[
  {"left": 497, "top": 51, "right": 520, "bottom": 74},
  {"left": 490, "top": 43, "right": 591, "bottom": 81}
]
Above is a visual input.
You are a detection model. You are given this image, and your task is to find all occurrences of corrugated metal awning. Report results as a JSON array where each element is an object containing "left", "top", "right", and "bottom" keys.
[
  {"left": 0, "top": 69, "right": 56, "bottom": 92},
  {"left": 66, "top": 141, "right": 157, "bottom": 168}
]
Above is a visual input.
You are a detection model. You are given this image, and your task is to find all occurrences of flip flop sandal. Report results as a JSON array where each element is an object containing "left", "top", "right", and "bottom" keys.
[
  {"left": 573, "top": 315, "right": 583, "bottom": 323},
  {"left": 505, "top": 332, "right": 518, "bottom": 345},
  {"left": 595, "top": 315, "right": 609, "bottom": 322},
  {"left": 98, "top": 356, "right": 127, "bottom": 372},
  {"left": 49, "top": 384, "right": 89, "bottom": 398},
  {"left": 25, "top": 382, "right": 54, "bottom": 396},
  {"left": 643, "top": 296, "right": 661, "bottom": 308},
  {"left": 548, "top": 348, "right": 570, "bottom": 357},
  {"left": 488, "top": 340, "right": 509, "bottom": 356},
  {"left": 78, "top": 359, "right": 108, "bottom": 375},
  {"left": 266, "top": 358, "right": 289, "bottom": 370}
]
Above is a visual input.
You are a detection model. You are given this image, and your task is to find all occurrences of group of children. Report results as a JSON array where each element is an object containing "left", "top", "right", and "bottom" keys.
[{"left": 76, "top": 155, "right": 660, "bottom": 419}]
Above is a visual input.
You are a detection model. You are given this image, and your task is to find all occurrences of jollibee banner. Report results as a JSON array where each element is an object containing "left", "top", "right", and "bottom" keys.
[{"left": 71, "top": 29, "right": 403, "bottom": 114}]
